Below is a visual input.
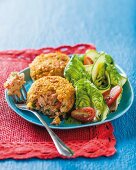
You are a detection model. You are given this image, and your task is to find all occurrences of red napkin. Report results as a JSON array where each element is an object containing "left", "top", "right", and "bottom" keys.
[{"left": 0, "top": 44, "right": 116, "bottom": 159}]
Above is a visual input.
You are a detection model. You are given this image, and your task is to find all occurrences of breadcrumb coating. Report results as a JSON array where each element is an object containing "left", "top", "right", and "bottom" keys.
[
  {"left": 27, "top": 76, "right": 75, "bottom": 113},
  {"left": 29, "top": 52, "right": 70, "bottom": 80}
]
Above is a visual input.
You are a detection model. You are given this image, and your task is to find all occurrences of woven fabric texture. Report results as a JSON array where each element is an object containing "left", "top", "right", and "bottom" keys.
[{"left": 0, "top": 44, "right": 116, "bottom": 159}]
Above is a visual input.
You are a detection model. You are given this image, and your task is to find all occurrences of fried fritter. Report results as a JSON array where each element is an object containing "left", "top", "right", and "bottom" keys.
[
  {"left": 27, "top": 76, "right": 75, "bottom": 124},
  {"left": 29, "top": 52, "right": 70, "bottom": 80}
]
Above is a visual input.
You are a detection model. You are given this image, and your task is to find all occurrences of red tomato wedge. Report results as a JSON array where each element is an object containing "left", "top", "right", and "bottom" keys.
[
  {"left": 103, "top": 85, "right": 122, "bottom": 107},
  {"left": 71, "top": 107, "right": 95, "bottom": 123},
  {"left": 83, "top": 56, "right": 93, "bottom": 65},
  {"left": 103, "top": 89, "right": 111, "bottom": 98}
]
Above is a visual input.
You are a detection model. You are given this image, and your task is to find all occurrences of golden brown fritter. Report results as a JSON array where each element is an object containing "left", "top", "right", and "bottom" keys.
[
  {"left": 27, "top": 76, "right": 75, "bottom": 115},
  {"left": 29, "top": 52, "right": 70, "bottom": 80}
]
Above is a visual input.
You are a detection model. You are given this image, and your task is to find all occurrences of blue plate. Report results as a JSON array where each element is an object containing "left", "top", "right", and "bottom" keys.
[{"left": 5, "top": 66, "right": 134, "bottom": 129}]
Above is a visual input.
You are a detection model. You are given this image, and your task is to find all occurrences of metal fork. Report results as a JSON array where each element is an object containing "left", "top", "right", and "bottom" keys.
[{"left": 11, "top": 85, "right": 74, "bottom": 157}]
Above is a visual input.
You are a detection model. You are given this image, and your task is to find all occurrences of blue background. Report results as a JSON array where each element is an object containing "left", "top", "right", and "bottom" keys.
[{"left": 0, "top": 0, "right": 136, "bottom": 169}]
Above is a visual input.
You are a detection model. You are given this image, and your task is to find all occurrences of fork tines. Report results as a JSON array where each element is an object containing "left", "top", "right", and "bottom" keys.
[
  {"left": 22, "top": 85, "right": 27, "bottom": 99},
  {"left": 11, "top": 85, "right": 27, "bottom": 104}
]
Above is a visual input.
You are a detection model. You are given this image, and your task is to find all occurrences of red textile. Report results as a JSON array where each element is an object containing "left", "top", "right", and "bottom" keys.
[{"left": 0, "top": 44, "right": 116, "bottom": 159}]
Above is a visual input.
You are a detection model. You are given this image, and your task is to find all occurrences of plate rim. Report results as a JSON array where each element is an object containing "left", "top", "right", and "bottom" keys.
[{"left": 5, "top": 65, "right": 134, "bottom": 129}]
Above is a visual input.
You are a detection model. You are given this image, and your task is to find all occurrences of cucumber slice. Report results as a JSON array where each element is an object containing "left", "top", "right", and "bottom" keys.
[
  {"left": 85, "top": 49, "right": 100, "bottom": 62},
  {"left": 92, "top": 53, "right": 106, "bottom": 82},
  {"left": 84, "top": 65, "right": 93, "bottom": 76},
  {"left": 99, "top": 71, "right": 111, "bottom": 93}
]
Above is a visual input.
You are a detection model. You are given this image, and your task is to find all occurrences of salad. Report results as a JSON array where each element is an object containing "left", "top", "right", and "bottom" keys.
[{"left": 64, "top": 49, "right": 127, "bottom": 123}]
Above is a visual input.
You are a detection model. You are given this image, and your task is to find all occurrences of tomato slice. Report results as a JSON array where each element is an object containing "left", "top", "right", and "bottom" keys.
[
  {"left": 71, "top": 107, "right": 95, "bottom": 123},
  {"left": 103, "top": 85, "right": 122, "bottom": 107},
  {"left": 83, "top": 56, "right": 93, "bottom": 65},
  {"left": 103, "top": 89, "right": 111, "bottom": 98}
]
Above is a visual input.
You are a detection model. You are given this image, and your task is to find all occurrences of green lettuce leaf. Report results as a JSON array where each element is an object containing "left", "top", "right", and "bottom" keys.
[
  {"left": 64, "top": 55, "right": 90, "bottom": 85},
  {"left": 75, "top": 79, "right": 109, "bottom": 120},
  {"left": 104, "top": 53, "right": 127, "bottom": 86},
  {"left": 64, "top": 117, "right": 81, "bottom": 125},
  {"left": 106, "top": 64, "right": 127, "bottom": 86},
  {"left": 91, "top": 52, "right": 127, "bottom": 91}
]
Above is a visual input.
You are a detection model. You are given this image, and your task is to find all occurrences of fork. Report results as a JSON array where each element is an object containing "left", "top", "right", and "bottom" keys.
[{"left": 11, "top": 85, "right": 74, "bottom": 157}]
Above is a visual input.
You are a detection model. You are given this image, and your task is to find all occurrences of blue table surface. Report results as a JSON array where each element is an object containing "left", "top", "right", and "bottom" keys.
[{"left": 0, "top": 0, "right": 136, "bottom": 169}]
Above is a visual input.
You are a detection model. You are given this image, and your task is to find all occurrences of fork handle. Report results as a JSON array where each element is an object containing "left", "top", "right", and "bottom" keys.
[{"left": 30, "top": 110, "right": 74, "bottom": 157}]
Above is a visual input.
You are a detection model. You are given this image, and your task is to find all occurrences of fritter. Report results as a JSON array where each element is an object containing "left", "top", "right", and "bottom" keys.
[
  {"left": 29, "top": 52, "right": 70, "bottom": 80},
  {"left": 27, "top": 76, "right": 75, "bottom": 124}
]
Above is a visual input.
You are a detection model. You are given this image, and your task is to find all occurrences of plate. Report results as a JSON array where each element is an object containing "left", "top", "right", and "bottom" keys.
[{"left": 5, "top": 65, "right": 134, "bottom": 129}]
